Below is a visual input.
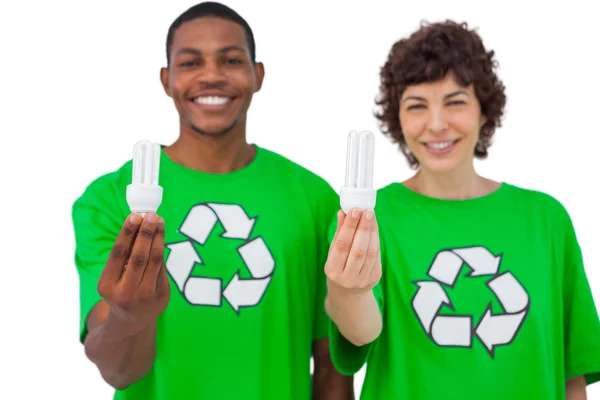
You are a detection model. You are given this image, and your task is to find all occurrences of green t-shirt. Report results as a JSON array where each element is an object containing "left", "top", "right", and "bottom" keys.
[
  {"left": 329, "top": 182, "right": 600, "bottom": 400},
  {"left": 72, "top": 145, "right": 339, "bottom": 400}
]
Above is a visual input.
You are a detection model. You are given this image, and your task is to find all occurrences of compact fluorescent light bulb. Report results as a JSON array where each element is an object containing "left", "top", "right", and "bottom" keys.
[
  {"left": 126, "top": 140, "right": 163, "bottom": 217},
  {"left": 340, "top": 130, "right": 376, "bottom": 214}
]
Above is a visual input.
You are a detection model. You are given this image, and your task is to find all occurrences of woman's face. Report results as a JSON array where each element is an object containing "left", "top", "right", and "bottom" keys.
[{"left": 399, "top": 72, "right": 486, "bottom": 174}]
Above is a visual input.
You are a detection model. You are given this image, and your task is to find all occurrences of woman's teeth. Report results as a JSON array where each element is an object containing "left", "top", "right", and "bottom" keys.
[{"left": 425, "top": 140, "right": 456, "bottom": 150}]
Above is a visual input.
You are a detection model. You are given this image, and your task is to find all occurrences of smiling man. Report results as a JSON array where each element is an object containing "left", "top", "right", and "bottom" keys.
[{"left": 71, "top": 2, "right": 354, "bottom": 399}]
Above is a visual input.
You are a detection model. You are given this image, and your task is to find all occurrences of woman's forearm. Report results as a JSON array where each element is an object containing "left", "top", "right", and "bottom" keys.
[{"left": 325, "top": 288, "right": 382, "bottom": 347}]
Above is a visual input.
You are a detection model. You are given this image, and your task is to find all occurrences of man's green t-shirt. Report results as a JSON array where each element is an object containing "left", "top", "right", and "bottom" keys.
[
  {"left": 72, "top": 145, "right": 339, "bottom": 400},
  {"left": 329, "top": 182, "right": 600, "bottom": 399}
]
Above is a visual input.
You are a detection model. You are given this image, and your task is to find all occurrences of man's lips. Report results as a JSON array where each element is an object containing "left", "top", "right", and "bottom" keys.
[
  {"left": 192, "top": 95, "right": 233, "bottom": 106},
  {"left": 188, "top": 94, "right": 237, "bottom": 112}
]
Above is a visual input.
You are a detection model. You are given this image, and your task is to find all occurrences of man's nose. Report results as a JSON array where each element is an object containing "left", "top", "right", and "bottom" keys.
[{"left": 198, "top": 60, "right": 225, "bottom": 84}]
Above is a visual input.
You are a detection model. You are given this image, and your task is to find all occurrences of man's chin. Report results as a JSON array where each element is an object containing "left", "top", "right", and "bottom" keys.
[{"left": 190, "top": 122, "right": 236, "bottom": 137}]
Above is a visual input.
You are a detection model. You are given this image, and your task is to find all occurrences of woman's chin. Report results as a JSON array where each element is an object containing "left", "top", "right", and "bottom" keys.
[{"left": 419, "top": 157, "right": 463, "bottom": 174}]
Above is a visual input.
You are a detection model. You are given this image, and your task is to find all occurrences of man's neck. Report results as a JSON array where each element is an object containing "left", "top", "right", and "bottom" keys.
[{"left": 163, "top": 125, "right": 255, "bottom": 174}]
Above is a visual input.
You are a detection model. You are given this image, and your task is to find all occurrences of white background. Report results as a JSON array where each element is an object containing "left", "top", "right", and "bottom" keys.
[{"left": 1, "top": 0, "right": 599, "bottom": 398}]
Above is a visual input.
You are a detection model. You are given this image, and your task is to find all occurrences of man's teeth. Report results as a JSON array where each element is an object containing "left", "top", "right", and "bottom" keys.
[
  {"left": 194, "top": 96, "right": 230, "bottom": 105},
  {"left": 426, "top": 140, "right": 456, "bottom": 150}
]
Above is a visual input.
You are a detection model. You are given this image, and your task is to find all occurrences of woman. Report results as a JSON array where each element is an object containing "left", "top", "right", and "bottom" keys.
[{"left": 324, "top": 20, "right": 600, "bottom": 399}]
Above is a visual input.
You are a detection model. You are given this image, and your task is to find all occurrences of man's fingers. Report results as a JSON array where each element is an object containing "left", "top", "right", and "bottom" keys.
[
  {"left": 119, "top": 213, "right": 160, "bottom": 292},
  {"left": 327, "top": 208, "right": 361, "bottom": 273},
  {"left": 156, "top": 262, "right": 170, "bottom": 296},
  {"left": 140, "top": 217, "right": 166, "bottom": 290},
  {"left": 102, "top": 213, "right": 142, "bottom": 285}
]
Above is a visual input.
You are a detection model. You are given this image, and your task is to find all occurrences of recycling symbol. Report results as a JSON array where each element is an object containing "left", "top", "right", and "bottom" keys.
[
  {"left": 411, "top": 246, "right": 530, "bottom": 357},
  {"left": 164, "top": 202, "right": 275, "bottom": 314}
]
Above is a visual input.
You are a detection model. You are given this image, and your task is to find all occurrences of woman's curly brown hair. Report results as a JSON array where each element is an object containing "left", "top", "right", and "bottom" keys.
[{"left": 374, "top": 20, "right": 507, "bottom": 169}]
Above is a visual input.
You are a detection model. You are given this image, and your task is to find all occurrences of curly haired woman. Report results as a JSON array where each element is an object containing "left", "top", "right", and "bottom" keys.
[{"left": 324, "top": 20, "right": 600, "bottom": 400}]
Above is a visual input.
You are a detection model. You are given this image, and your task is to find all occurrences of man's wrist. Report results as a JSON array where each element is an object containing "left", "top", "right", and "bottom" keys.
[{"left": 103, "top": 309, "right": 154, "bottom": 340}]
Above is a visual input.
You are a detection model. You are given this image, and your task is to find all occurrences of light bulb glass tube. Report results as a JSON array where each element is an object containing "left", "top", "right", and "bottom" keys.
[{"left": 132, "top": 140, "right": 161, "bottom": 186}]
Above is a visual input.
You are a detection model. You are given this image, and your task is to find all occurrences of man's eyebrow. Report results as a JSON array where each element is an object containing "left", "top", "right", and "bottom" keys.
[
  {"left": 175, "top": 47, "right": 201, "bottom": 56},
  {"left": 174, "top": 45, "right": 246, "bottom": 56}
]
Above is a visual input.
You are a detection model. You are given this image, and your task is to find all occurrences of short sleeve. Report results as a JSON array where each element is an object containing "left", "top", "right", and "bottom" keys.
[
  {"left": 326, "top": 213, "right": 385, "bottom": 376},
  {"left": 72, "top": 174, "right": 127, "bottom": 343},
  {"left": 561, "top": 208, "right": 600, "bottom": 385},
  {"left": 312, "top": 183, "right": 341, "bottom": 341}
]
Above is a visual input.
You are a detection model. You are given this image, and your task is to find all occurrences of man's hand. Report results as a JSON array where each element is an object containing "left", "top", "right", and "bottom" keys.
[
  {"left": 325, "top": 209, "right": 381, "bottom": 296},
  {"left": 83, "top": 212, "right": 170, "bottom": 389},
  {"left": 98, "top": 212, "right": 170, "bottom": 332}
]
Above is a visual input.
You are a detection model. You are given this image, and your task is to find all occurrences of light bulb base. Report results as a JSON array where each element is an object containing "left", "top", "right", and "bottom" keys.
[
  {"left": 340, "top": 187, "right": 376, "bottom": 214},
  {"left": 126, "top": 184, "right": 163, "bottom": 214}
]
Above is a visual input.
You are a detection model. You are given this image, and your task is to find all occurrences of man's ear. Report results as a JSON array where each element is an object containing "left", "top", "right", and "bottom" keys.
[
  {"left": 253, "top": 61, "right": 265, "bottom": 93},
  {"left": 160, "top": 67, "right": 171, "bottom": 97}
]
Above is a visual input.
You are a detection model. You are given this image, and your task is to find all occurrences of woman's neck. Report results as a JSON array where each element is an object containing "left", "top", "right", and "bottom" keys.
[{"left": 404, "top": 163, "right": 499, "bottom": 200}]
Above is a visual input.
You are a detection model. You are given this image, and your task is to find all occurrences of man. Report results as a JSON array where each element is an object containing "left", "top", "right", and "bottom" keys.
[{"left": 71, "top": 2, "right": 354, "bottom": 399}]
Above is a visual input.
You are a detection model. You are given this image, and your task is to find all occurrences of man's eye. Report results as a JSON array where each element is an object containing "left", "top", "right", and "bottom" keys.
[{"left": 179, "top": 61, "right": 198, "bottom": 67}]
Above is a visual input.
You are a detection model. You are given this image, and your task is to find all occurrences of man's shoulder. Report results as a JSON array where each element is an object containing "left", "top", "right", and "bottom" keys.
[{"left": 73, "top": 159, "right": 133, "bottom": 209}]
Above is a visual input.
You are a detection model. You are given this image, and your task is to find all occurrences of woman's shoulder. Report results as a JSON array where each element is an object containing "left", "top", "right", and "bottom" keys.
[{"left": 502, "top": 182, "right": 569, "bottom": 213}]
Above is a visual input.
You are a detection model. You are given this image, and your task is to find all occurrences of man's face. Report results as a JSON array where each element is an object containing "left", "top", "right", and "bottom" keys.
[{"left": 161, "top": 17, "right": 264, "bottom": 136}]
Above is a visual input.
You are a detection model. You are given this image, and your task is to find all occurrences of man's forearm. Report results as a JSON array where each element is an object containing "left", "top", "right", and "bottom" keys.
[
  {"left": 566, "top": 376, "right": 587, "bottom": 400},
  {"left": 325, "top": 288, "right": 382, "bottom": 347},
  {"left": 84, "top": 310, "right": 157, "bottom": 390},
  {"left": 312, "top": 369, "right": 354, "bottom": 400}
]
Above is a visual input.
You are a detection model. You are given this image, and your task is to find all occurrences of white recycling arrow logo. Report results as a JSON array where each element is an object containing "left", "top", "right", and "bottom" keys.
[
  {"left": 164, "top": 202, "right": 275, "bottom": 313},
  {"left": 411, "top": 246, "right": 529, "bottom": 357}
]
